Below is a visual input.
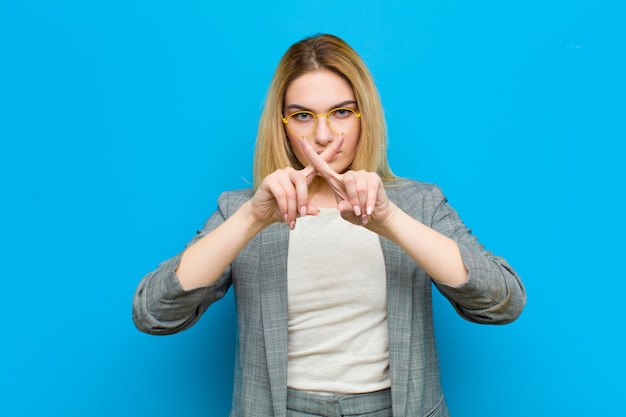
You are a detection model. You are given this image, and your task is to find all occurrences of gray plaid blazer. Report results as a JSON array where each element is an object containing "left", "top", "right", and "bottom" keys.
[{"left": 133, "top": 180, "right": 526, "bottom": 417}]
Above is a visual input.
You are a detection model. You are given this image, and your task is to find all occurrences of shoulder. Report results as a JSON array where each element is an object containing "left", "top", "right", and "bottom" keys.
[
  {"left": 384, "top": 178, "right": 445, "bottom": 203},
  {"left": 216, "top": 188, "right": 255, "bottom": 217},
  {"left": 383, "top": 178, "right": 450, "bottom": 223}
]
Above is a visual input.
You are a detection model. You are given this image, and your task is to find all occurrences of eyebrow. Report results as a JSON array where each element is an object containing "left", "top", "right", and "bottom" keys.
[{"left": 285, "top": 99, "right": 357, "bottom": 112}]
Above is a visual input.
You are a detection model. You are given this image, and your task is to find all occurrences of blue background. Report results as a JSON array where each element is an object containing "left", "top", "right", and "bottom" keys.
[{"left": 1, "top": 1, "right": 624, "bottom": 416}]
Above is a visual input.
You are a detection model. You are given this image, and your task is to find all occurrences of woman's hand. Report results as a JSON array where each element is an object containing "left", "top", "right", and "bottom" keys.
[
  {"left": 300, "top": 138, "right": 469, "bottom": 286},
  {"left": 247, "top": 136, "right": 345, "bottom": 230},
  {"left": 299, "top": 138, "right": 395, "bottom": 229}
]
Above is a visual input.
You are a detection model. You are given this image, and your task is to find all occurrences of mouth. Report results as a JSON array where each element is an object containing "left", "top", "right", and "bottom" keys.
[{"left": 317, "top": 150, "right": 342, "bottom": 163}]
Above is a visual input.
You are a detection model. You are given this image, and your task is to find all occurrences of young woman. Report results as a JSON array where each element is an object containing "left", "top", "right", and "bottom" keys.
[{"left": 133, "top": 33, "right": 526, "bottom": 417}]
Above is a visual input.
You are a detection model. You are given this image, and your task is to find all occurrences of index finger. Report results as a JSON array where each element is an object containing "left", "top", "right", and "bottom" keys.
[
  {"left": 300, "top": 135, "right": 344, "bottom": 182},
  {"left": 300, "top": 136, "right": 344, "bottom": 181}
]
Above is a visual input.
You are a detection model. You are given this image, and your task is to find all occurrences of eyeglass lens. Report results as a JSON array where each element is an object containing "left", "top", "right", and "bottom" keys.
[{"left": 286, "top": 108, "right": 358, "bottom": 137}]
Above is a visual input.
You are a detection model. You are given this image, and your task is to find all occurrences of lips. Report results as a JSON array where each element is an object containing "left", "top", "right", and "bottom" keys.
[
  {"left": 316, "top": 150, "right": 341, "bottom": 162},
  {"left": 316, "top": 148, "right": 341, "bottom": 155}
]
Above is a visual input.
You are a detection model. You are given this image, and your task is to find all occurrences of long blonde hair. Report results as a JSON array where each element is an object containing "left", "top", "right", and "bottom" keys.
[{"left": 253, "top": 34, "right": 395, "bottom": 188}]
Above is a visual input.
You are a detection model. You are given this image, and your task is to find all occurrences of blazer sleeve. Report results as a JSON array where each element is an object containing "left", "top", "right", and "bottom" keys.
[
  {"left": 132, "top": 191, "right": 248, "bottom": 335},
  {"left": 426, "top": 184, "right": 526, "bottom": 324}
]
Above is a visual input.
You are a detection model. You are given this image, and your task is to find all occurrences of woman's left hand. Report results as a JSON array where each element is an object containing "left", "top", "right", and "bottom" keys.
[
  {"left": 300, "top": 138, "right": 395, "bottom": 228},
  {"left": 301, "top": 138, "right": 470, "bottom": 286}
]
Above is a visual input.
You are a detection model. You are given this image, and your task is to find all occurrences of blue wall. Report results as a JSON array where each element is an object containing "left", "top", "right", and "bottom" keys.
[{"left": 2, "top": 1, "right": 624, "bottom": 415}]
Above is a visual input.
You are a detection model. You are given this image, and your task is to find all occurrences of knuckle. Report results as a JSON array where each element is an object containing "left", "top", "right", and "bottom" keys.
[{"left": 283, "top": 188, "right": 296, "bottom": 199}]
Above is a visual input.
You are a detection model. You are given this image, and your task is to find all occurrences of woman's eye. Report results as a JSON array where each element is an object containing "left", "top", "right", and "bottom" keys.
[
  {"left": 293, "top": 112, "right": 313, "bottom": 121},
  {"left": 332, "top": 108, "right": 353, "bottom": 118}
]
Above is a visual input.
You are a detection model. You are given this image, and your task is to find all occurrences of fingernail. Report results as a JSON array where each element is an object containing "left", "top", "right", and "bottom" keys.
[
  {"left": 366, "top": 205, "right": 373, "bottom": 215},
  {"left": 300, "top": 206, "right": 307, "bottom": 217},
  {"left": 361, "top": 214, "right": 369, "bottom": 225},
  {"left": 353, "top": 205, "right": 361, "bottom": 216},
  {"left": 283, "top": 214, "right": 289, "bottom": 224},
  {"left": 289, "top": 221, "right": 296, "bottom": 230}
]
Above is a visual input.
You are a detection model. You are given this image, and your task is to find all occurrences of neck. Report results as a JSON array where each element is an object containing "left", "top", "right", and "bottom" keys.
[{"left": 310, "top": 177, "right": 337, "bottom": 209}]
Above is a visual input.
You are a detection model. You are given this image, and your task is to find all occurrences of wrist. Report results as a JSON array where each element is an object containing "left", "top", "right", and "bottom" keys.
[
  {"left": 367, "top": 201, "right": 399, "bottom": 238},
  {"left": 241, "top": 200, "right": 273, "bottom": 232}
]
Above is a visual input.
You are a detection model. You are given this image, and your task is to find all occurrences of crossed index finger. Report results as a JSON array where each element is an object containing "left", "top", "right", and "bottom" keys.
[{"left": 300, "top": 136, "right": 343, "bottom": 183}]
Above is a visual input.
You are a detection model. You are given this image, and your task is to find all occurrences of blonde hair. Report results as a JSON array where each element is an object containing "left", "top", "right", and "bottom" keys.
[{"left": 253, "top": 34, "right": 396, "bottom": 188}]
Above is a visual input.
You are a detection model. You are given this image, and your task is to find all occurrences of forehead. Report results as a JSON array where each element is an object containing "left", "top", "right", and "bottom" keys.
[{"left": 284, "top": 70, "right": 355, "bottom": 110}]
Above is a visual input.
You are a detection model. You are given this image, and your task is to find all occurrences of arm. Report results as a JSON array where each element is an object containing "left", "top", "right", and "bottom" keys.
[
  {"left": 377, "top": 183, "right": 525, "bottom": 324},
  {"left": 368, "top": 200, "right": 469, "bottom": 287},
  {"left": 300, "top": 140, "right": 525, "bottom": 324},
  {"left": 425, "top": 185, "right": 526, "bottom": 324},
  {"left": 175, "top": 200, "right": 266, "bottom": 290},
  {"left": 299, "top": 138, "right": 468, "bottom": 287},
  {"left": 177, "top": 138, "right": 347, "bottom": 290},
  {"left": 132, "top": 191, "right": 252, "bottom": 335},
  {"left": 133, "top": 141, "right": 346, "bottom": 335},
  {"left": 365, "top": 183, "right": 525, "bottom": 324}
]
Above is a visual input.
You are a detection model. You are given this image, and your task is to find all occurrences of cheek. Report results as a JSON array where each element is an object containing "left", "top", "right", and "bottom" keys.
[
  {"left": 343, "top": 128, "right": 360, "bottom": 155},
  {"left": 287, "top": 135, "right": 308, "bottom": 165}
]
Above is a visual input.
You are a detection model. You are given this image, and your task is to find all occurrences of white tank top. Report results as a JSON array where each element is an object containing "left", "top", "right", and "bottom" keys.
[{"left": 287, "top": 208, "right": 390, "bottom": 394}]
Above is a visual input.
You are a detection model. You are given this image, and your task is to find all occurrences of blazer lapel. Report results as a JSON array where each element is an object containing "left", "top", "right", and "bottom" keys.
[
  {"left": 381, "top": 236, "right": 413, "bottom": 416},
  {"left": 257, "top": 216, "right": 414, "bottom": 416},
  {"left": 259, "top": 224, "right": 290, "bottom": 417}
]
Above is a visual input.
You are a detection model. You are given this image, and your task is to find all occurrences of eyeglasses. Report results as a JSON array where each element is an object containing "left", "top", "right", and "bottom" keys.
[{"left": 282, "top": 107, "right": 361, "bottom": 137}]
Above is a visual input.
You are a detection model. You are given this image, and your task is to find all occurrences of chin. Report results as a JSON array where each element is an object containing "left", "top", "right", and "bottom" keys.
[{"left": 331, "top": 160, "right": 352, "bottom": 174}]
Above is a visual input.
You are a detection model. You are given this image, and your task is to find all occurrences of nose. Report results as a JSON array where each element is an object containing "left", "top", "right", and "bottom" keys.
[{"left": 313, "top": 115, "right": 333, "bottom": 146}]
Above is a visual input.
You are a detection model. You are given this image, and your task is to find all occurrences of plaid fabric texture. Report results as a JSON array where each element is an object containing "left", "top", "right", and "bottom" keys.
[{"left": 287, "top": 388, "right": 392, "bottom": 417}]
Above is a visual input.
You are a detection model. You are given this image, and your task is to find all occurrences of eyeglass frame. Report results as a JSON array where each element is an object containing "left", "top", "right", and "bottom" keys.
[{"left": 281, "top": 107, "right": 362, "bottom": 137}]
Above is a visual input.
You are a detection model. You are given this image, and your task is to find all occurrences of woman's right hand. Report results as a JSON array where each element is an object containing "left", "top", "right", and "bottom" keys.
[
  {"left": 175, "top": 136, "right": 343, "bottom": 291},
  {"left": 247, "top": 136, "right": 344, "bottom": 230}
]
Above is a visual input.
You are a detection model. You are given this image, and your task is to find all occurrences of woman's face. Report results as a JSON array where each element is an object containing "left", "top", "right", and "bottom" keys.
[{"left": 283, "top": 70, "right": 360, "bottom": 173}]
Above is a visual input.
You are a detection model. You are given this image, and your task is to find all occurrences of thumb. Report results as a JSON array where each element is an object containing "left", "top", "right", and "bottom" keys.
[{"left": 305, "top": 203, "right": 320, "bottom": 216}]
